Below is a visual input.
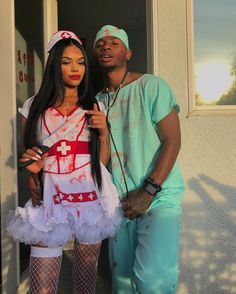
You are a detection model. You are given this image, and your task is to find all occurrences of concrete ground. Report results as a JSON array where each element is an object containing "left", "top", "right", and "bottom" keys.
[{"left": 58, "top": 240, "right": 112, "bottom": 294}]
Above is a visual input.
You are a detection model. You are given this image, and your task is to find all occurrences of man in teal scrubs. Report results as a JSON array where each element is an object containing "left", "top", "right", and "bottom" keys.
[{"left": 94, "top": 25, "right": 185, "bottom": 294}]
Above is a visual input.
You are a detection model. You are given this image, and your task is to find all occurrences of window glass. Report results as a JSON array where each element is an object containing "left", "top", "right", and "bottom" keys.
[{"left": 194, "top": 0, "right": 236, "bottom": 106}]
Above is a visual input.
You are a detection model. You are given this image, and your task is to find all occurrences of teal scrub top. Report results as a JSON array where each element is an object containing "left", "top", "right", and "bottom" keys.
[{"left": 96, "top": 74, "right": 185, "bottom": 206}]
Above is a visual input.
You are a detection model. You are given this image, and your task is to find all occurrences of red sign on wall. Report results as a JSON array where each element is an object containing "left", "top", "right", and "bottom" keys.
[{"left": 16, "top": 49, "right": 35, "bottom": 83}]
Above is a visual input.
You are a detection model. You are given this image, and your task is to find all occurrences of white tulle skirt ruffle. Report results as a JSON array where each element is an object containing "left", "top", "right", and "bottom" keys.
[{"left": 6, "top": 164, "right": 122, "bottom": 246}]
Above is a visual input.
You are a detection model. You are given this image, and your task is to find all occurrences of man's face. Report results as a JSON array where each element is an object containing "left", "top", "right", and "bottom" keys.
[{"left": 94, "top": 36, "right": 131, "bottom": 69}]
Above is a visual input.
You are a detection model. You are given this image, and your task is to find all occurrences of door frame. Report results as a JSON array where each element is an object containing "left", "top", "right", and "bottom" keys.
[
  {"left": 0, "top": 0, "right": 18, "bottom": 293},
  {"left": 146, "top": 0, "right": 159, "bottom": 75}
]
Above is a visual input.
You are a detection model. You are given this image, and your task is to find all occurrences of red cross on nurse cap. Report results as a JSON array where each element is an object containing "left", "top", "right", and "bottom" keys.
[{"left": 47, "top": 30, "right": 83, "bottom": 52}]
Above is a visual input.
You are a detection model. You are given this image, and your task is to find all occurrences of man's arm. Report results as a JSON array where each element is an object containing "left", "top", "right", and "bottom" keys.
[
  {"left": 123, "top": 108, "right": 181, "bottom": 219},
  {"left": 149, "top": 108, "right": 181, "bottom": 184}
]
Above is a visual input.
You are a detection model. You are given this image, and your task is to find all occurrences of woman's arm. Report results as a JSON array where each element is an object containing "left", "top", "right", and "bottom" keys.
[
  {"left": 86, "top": 103, "right": 111, "bottom": 166},
  {"left": 99, "top": 132, "right": 110, "bottom": 166},
  {"left": 19, "top": 114, "right": 44, "bottom": 206},
  {"left": 20, "top": 114, "right": 27, "bottom": 131}
]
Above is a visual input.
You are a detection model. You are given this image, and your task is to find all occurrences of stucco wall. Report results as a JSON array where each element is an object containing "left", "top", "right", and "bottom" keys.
[
  {"left": 155, "top": 1, "right": 236, "bottom": 293},
  {"left": 0, "top": 1, "right": 19, "bottom": 293}
]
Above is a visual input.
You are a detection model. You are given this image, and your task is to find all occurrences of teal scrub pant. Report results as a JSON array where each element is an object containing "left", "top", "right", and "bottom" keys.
[{"left": 109, "top": 203, "right": 181, "bottom": 294}]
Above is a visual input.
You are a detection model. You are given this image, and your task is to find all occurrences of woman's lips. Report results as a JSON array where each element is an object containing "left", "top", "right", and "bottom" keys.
[{"left": 69, "top": 75, "right": 81, "bottom": 80}]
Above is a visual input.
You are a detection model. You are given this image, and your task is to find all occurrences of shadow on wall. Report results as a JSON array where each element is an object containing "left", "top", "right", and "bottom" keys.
[
  {"left": 4, "top": 117, "right": 31, "bottom": 279},
  {"left": 2, "top": 192, "right": 19, "bottom": 294},
  {"left": 179, "top": 174, "right": 236, "bottom": 294}
]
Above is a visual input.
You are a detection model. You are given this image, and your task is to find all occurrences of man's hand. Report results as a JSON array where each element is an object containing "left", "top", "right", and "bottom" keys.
[
  {"left": 122, "top": 187, "right": 153, "bottom": 219},
  {"left": 28, "top": 173, "right": 43, "bottom": 207}
]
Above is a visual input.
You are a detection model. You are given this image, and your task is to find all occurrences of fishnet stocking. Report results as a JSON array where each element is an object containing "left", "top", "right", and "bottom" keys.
[
  {"left": 29, "top": 255, "right": 62, "bottom": 294},
  {"left": 73, "top": 241, "right": 101, "bottom": 294}
]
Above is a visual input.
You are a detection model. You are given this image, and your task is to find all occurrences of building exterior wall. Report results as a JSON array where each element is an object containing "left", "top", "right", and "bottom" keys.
[
  {"left": 0, "top": 1, "right": 19, "bottom": 293},
  {"left": 154, "top": 1, "right": 236, "bottom": 293}
]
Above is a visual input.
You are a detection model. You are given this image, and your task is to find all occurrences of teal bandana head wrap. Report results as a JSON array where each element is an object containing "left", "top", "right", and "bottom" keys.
[{"left": 94, "top": 25, "right": 129, "bottom": 49}]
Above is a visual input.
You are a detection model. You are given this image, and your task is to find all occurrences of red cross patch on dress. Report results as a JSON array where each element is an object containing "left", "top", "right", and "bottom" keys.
[
  {"left": 53, "top": 191, "right": 97, "bottom": 204},
  {"left": 47, "top": 140, "right": 90, "bottom": 157}
]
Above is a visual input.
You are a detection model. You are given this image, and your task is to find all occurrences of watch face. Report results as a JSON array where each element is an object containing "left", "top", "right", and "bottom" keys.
[{"left": 144, "top": 182, "right": 157, "bottom": 195}]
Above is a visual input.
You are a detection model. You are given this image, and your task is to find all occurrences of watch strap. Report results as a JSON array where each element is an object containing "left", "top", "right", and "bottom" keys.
[{"left": 143, "top": 177, "right": 162, "bottom": 196}]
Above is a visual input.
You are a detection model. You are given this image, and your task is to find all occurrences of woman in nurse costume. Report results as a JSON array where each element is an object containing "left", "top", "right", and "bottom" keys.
[{"left": 6, "top": 30, "right": 121, "bottom": 294}]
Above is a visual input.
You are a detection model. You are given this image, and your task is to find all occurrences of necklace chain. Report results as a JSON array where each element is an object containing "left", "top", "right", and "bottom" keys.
[{"left": 106, "top": 71, "right": 128, "bottom": 110}]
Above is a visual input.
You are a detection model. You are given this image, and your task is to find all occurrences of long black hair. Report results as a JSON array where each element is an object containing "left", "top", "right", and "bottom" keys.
[{"left": 24, "top": 38, "right": 102, "bottom": 189}]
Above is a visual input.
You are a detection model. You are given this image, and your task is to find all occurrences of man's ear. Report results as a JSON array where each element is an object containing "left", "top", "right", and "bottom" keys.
[{"left": 126, "top": 49, "right": 132, "bottom": 61}]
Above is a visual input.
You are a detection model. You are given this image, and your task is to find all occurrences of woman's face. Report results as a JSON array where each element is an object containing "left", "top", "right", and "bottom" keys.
[{"left": 61, "top": 45, "right": 85, "bottom": 88}]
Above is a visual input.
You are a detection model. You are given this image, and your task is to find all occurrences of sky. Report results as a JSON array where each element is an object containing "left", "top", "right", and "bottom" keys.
[
  {"left": 194, "top": 0, "right": 236, "bottom": 102},
  {"left": 194, "top": 0, "right": 236, "bottom": 64}
]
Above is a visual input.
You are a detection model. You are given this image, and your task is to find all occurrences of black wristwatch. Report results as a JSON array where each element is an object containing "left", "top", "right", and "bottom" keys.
[{"left": 143, "top": 177, "right": 162, "bottom": 196}]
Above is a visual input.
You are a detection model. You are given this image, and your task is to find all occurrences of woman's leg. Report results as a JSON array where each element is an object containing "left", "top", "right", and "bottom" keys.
[
  {"left": 29, "top": 246, "right": 63, "bottom": 294},
  {"left": 73, "top": 240, "right": 101, "bottom": 294}
]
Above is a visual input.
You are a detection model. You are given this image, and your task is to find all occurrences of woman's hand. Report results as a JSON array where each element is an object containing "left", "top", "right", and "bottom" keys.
[
  {"left": 86, "top": 103, "right": 110, "bottom": 165},
  {"left": 86, "top": 103, "right": 109, "bottom": 137},
  {"left": 19, "top": 146, "right": 48, "bottom": 173}
]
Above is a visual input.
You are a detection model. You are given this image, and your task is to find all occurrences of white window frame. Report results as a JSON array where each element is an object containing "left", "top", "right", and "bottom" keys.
[
  {"left": 146, "top": 0, "right": 159, "bottom": 75},
  {"left": 187, "top": 0, "right": 236, "bottom": 116}
]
